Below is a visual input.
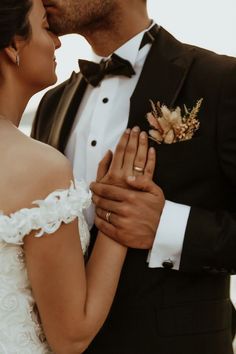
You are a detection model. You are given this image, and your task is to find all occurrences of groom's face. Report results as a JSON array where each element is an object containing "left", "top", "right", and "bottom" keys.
[{"left": 43, "top": 0, "right": 117, "bottom": 35}]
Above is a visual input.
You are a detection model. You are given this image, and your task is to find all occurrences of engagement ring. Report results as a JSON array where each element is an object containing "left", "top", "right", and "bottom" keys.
[
  {"left": 133, "top": 166, "right": 144, "bottom": 173},
  {"left": 105, "top": 211, "right": 112, "bottom": 223}
]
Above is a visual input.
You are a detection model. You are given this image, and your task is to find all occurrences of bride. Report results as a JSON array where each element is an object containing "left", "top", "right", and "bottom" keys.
[{"left": 0, "top": 0, "right": 156, "bottom": 353}]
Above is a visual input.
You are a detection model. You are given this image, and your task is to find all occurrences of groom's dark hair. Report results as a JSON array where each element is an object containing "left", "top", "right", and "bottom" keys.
[{"left": 0, "top": 0, "right": 32, "bottom": 51}]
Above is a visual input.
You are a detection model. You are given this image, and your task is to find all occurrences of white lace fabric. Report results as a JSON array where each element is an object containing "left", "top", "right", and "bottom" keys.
[{"left": 0, "top": 180, "right": 91, "bottom": 353}]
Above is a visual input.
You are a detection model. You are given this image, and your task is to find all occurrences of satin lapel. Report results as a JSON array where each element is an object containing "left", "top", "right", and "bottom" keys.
[
  {"left": 128, "top": 28, "right": 195, "bottom": 131},
  {"left": 48, "top": 71, "right": 87, "bottom": 150}
]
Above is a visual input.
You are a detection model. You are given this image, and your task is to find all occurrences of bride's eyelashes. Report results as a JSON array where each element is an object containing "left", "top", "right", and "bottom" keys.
[
  {"left": 42, "top": 12, "right": 51, "bottom": 32},
  {"left": 43, "top": 20, "right": 50, "bottom": 31}
]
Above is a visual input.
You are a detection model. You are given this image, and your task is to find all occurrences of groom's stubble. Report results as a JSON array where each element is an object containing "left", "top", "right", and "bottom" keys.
[
  {"left": 45, "top": 0, "right": 149, "bottom": 58},
  {"left": 46, "top": 0, "right": 119, "bottom": 36}
]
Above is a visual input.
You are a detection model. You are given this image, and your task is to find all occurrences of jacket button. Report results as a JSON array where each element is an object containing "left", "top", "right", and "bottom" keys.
[{"left": 162, "top": 259, "right": 174, "bottom": 269}]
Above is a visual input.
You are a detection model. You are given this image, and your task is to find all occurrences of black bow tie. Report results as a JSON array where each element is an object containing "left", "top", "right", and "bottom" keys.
[
  {"left": 78, "top": 24, "right": 159, "bottom": 87},
  {"left": 79, "top": 53, "right": 136, "bottom": 87}
]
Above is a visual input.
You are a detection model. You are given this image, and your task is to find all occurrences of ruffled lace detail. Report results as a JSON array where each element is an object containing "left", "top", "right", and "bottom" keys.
[
  {"left": 0, "top": 180, "right": 91, "bottom": 253},
  {"left": 0, "top": 180, "right": 91, "bottom": 353}
]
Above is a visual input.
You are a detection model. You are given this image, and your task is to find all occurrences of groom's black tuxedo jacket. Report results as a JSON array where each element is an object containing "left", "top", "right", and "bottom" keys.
[{"left": 32, "top": 28, "right": 236, "bottom": 354}]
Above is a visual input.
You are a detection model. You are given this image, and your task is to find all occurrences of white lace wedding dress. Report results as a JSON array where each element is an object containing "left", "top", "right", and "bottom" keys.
[{"left": 0, "top": 181, "right": 91, "bottom": 354}]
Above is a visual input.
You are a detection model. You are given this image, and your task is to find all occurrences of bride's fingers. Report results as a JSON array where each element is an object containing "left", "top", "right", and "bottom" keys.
[
  {"left": 132, "top": 131, "right": 148, "bottom": 176},
  {"left": 108, "top": 129, "right": 130, "bottom": 172},
  {"left": 96, "top": 150, "right": 113, "bottom": 181},
  {"left": 144, "top": 147, "right": 156, "bottom": 179},
  {"left": 122, "top": 126, "right": 140, "bottom": 174}
]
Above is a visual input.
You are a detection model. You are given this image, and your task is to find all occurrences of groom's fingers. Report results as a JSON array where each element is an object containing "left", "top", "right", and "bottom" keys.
[
  {"left": 92, "top": 194, "right": 123, "bottom": 214},
  {"left": 90, "top": 182, "right": 131, "bottom": 201},
  {"left": 126, "top": 175, "right": 163, "bottom": 198}
]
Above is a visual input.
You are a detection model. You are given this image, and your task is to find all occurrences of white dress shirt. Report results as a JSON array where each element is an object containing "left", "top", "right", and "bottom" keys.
[{"left": 65, "top": 25, "right": 190, "bottom": 270}]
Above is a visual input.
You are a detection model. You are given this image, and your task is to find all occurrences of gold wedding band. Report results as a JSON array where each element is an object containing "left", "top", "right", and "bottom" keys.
[
  {"left": 133, "top": 166, "right": 144, "bottom": 173},
  {"left": 105, "top": 211, "right": 112, "bottom": 223}
]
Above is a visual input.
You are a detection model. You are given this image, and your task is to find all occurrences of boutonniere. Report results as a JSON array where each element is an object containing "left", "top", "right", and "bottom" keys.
[{"left": 146, "top": 98, "right": 203, "bottom": 144}]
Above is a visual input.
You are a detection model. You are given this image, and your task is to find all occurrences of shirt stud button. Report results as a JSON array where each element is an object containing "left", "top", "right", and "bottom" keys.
[
  {"left": 91, "top": 140, "right": 97, "bottom": 147},
  {"left": 162, "top": 259, "right": 174, "bottom": 269},
  {"left": 102, "top": 97, "right": 109, "bottom": 103}
]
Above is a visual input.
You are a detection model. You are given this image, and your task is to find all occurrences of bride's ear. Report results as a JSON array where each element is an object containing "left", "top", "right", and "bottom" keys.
[{"left": 3, "top": 38, "right": 23, "bottom": 66}]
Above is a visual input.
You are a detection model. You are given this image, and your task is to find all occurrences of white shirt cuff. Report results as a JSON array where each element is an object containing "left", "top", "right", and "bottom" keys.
[{"left": 147, "top": 200, "right": 190, "bottom": 270}]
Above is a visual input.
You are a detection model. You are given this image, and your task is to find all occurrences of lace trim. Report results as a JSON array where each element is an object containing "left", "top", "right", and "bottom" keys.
[{"left": 0, "top": 181, "right": 91, "bottom": 253}]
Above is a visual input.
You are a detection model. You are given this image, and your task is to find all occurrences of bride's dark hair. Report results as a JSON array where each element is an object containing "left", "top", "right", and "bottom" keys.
[{"left": 0, "top": 0, "right": 32, "bottom": 51}]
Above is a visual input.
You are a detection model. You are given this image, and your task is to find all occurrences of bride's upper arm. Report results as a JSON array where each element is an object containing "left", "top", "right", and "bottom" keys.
[
  {"left": 23, "top": 161, "right": 91, "bottom": 352},
  {"left": 24, "top": 217, "right": 87, "bottom": 351},
  {"left": 22, "top": 144, "right": 89, "bottom": 350}
]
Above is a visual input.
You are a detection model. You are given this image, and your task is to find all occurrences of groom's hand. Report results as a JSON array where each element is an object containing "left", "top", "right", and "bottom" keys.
[{"left": 90, "top": 176, "right": 165, "bottom": 249}]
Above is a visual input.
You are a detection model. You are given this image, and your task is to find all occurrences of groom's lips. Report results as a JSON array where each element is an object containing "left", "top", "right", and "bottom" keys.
[
  {"left": 44, "top": 3, "right": 58, "bottom": 15},
  {"left": 44, "top": 4, "right": 55, "bottom": 9},
  {"left": 43, "top": 1, "right": 56, "bottom": 9},
  {"left": 43, "top": 0, "right": 54, "bottom": 5}
]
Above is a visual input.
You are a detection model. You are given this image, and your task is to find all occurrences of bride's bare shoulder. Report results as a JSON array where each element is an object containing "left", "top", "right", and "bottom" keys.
[
  {"left": 22, "top": 133, "right": 73, "bottom": 189},
  {"left": 0, "top": 126, "right": 74, "bottom": 213}
]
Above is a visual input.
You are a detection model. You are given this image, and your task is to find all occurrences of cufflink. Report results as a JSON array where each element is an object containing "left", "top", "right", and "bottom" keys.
[{"left": 162, "top": 258, "right": 174, "bottom": 269}]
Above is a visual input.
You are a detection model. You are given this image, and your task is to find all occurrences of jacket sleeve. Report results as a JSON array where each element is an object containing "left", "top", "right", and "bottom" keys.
[{"left": 180, "top": 62, "right": 236, "bottom": 274}]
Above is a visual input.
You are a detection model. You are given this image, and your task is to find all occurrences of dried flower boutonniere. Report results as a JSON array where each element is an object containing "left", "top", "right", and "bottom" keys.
[{"left": 146, "top": 98, "right": 203, "bottom": 144}]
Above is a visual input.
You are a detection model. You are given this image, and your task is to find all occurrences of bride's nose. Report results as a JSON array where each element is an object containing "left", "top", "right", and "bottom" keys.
[{"left": 53, "top": 34, "right": 61, "bottom": 50}]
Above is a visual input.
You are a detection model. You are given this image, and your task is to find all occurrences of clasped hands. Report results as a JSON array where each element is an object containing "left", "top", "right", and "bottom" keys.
[{"left": 90, "top": 127, "right": 165, "bottom": 249}]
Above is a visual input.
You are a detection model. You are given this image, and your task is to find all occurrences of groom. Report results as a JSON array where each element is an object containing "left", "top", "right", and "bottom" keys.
[{"left": 32, "top": 0, "right": 236, "bottom": 353}]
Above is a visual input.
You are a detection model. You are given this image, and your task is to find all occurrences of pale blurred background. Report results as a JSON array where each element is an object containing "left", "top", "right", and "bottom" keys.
[{"left": 21, "top": 0, "right": 236, "bottom": 347}]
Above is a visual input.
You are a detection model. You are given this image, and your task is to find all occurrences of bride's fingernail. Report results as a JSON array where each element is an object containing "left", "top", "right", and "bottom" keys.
[
  {"left": 140, "top": 131, "right": 147, "bottom": 139},
  {"left": 127, "top": 176, "right": 136, "bottom": 181},
  {"left": 132, "top": 126, "right": 140, "bottom": 132},
  {"left": 126, "top": 128, "right": 131, "bottom": 134}
]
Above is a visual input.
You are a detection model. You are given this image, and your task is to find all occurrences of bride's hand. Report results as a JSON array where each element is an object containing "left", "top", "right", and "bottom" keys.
[
  {"left": 90, "top": 127, "right": 165, "bottom": 249},
  {"left": 96, "top": 126, "right": 155, "bottom": 188}
]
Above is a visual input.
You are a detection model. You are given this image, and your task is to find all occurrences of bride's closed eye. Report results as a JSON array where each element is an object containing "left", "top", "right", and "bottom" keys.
[
  {"left": 43, "top": 21, "right": 50, "bottom": 31},
  {"left": 41, "top": 13, "right": 61, "bottom": 50},
  {"left": 42, "top": 13, "right": 51, "bottom": 31}
]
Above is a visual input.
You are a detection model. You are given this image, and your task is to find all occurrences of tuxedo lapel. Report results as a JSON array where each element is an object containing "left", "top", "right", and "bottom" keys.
[
  {"left": 48, "top": 71, "right": 87, "bottom": 151},
  {"left": 47, "top": 29, "right": 195, "bottom": 151},
  {"left": 128, "top": 28, "right": 195, "bottom": 131}
]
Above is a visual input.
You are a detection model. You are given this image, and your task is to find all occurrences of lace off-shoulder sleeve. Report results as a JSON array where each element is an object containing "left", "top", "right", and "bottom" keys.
[{"left": 0, "top": 181, "right": 91, "bottom": 254}]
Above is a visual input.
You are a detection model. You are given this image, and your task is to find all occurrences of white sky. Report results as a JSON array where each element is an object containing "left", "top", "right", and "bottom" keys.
[{"left": 25, "top": 0, "right": 236, "bottom": 113}]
